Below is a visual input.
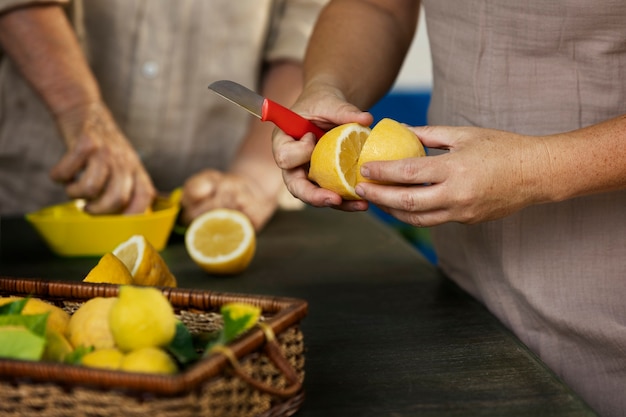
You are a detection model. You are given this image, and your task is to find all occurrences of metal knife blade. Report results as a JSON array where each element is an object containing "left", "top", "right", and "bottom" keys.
[{"left": 208, "top": 80, "right": 325, "bottom": 140}]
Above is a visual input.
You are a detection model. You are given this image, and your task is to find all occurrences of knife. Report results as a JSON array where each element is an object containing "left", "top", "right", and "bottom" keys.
[{"left": 208, "top": 80, "right": 326, "bottom": 140}]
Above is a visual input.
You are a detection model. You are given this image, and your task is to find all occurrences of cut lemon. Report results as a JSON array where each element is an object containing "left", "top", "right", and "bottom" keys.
[
  {"left": 356, "top": 118, "right": 426, "bottom": 184},
  {"left": 83, "top": 252, "right": 134, "bottom": 285},
  {"left": 185, "top": 208, "right": 256, "bottom": 275},
  {"left": 309, "top": 118, "right": 425, "bottom": 199},
  {"left": 112, "top": 235, "right": 177, "bottom": 287},
  {"left": 308, "top": 123, "right": 371, "bottom": 199}
]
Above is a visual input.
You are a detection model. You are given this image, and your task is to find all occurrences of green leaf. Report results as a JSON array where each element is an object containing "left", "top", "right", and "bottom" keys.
[
  {"left": 221, "top": 303, "right": 261, "bottom": 343},
  {"left": 0, "top": 298, "right": 29, "bottom": 315},
  {"left": 0, "top": 313, "right": 49, "bottom": 337},
  {"left": 205, "top": 303, "right": 261, "bottom": 354},
  {"left": 0, "top": 326, "right": 46, "bottom": 361},
  {"left": 63, "top": 345, "right": 94, "bottom": 365},
  {"left": 166, "top": 321, "right": 200, "bottom": 365}
]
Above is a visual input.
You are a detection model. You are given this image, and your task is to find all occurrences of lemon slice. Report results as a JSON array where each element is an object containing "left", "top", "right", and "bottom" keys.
[
  {"left": 112, "top": 235, "right": 177, "bottom": 287},
  {"left": 185, "top": 208, "right": 256, "bottom": 275},
  {"left": 309, "top": 118, "right": 426, "bottom": 199}
]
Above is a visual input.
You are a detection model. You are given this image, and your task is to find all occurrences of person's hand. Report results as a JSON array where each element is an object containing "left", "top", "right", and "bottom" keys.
[
  {"left": 50, "top": 102, "right": 156, "bottom": 214},
  {"left": 180, "top": 169, "right": 277, "bottom": 231},
  {"left": 271, "top": 85, "right": 372, "bottom": 211},
  {"left": 354, "top": 125, "right": 552, "bottom": 227}
]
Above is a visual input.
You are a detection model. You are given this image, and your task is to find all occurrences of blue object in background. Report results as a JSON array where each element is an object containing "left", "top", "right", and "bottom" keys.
[{"left": 367, "top": 90, "right": 437, "bottom": 264}]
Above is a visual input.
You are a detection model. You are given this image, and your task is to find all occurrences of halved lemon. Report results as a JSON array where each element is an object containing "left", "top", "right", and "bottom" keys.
[
  {"left": 83, "top": 252, "right": 134, "bottom": 285},
  {"left": 308, "top": 123, "right": 371, "bottom": 199},
  {"left": 309, "top": 118, "right": 426, "bottom": 199},
  {"left": 112, "top": 235, "right": 177, "bottom": 287},
  {"left": 184, "top": 209, "right": 256, "bottom": 275}
]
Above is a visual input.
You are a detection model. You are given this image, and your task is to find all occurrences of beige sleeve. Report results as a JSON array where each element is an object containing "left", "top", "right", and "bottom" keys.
[
  {"left": 264, "top": 0, "right": 328, "bottom": 63},
  {"left": 0, "top": 0, "right": 68, "bottom": 14}
]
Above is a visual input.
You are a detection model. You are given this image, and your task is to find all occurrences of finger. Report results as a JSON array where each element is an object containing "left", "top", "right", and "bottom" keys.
[
  {"left": 64, "top": 159, "right": 109, "bottom": 199},
  {"left": 360, "top": 155, "right": 447, "bottom": 186},
  {"left": 410, "top": 125, "right": 470, "bottom": 151},
  {"left": 49, "top": 143, "right": 92, "bottom": 183},
  {"left": 354, "top": 181, "right": 446, "bottom": 216},
  {"left": 84, "top": 170, "right": 133, "bottom": 214},
  {"left": 181, "top": 170, "right": 220, "bottom": 206},
  {"left": 272, "top": 132, "right": 317, "bottom": 169},
  {"left": 380, "top": 204, "right": 451, "bottom": 228},
  {"left": 123, "top": 172, "right": 156, "bottom": 214}
]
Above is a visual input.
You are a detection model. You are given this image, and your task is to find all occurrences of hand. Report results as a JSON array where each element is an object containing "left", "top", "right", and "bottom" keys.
[
  {"left": 180, "top": 169, "right": 277, "bottom": 231},
  {"left": 272, "top": 86, "right": 372, "bottom": 211},
  {"left": 50, "top": 102, "right": 156, "bottom": 214},
  {"left": 355, "top": 125, "right": 551, "bottom": 227}
]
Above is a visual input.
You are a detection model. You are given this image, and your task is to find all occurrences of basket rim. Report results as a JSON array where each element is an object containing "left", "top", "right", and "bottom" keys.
[{"left": 0, "top": 276, "right": 307, "bottom": 396}]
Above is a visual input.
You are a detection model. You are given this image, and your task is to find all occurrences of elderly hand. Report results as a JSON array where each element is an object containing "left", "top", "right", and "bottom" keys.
[
  {"left": 271, "top": 85, "right": 373, "bottom": 211},
  {"left": 354, "top": 125, "right": 552, "bottom": 227},
  {"left": 49, "top": 102, "right": 156, "bottom": 214},
  {"left": 180, "top": 169, "right": 278, "bottom": 231}
]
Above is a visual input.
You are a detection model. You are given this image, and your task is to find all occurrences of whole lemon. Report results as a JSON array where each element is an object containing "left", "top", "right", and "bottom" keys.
[
  {"left": 120, "top": 347, "right": 178, "bottom": 375},
  {"left": 109, "top": 285, "right": 177, "bottom": 352},
  {"left": 81, "top": 347, "right": 125, "bottom": 370},
  {"left": 0, "top": 296, "right": 71, "bottom": 336},
  {"left": 67, "top": 297, "right": 117, "bottom": 350}
]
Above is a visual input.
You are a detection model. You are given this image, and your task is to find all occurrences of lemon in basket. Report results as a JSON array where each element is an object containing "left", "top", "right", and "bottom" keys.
[
  {"left": 120, "top": 346, "right": 178, "bottom": 375},
  {"left": 0, "top": 296, "right": 70, "bottom": 336},
  {"left": 109, "top": 285, "right": 177, "bottom": 352},
  {"left": 185, "top": 208, "right": 256, "bottom": 275},
  {"left": 67, "top": 297, "right": 117, "bottom": 350},
  {"left": 81, "top": 347, "right": 125, "bottom": 370}
]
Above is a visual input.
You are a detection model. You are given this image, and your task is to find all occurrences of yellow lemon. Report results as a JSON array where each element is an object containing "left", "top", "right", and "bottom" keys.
[
  {"left": 308, "top": 123, "right": 371, "bottom": 199},
  {"left": 109, "top": 285, "right": 177, "bottom": 352},
  {"left": 42, "top": 329, "right": 74, "bottom": 363},
  {"left": 0, "top": 296, "right": 71, "bottom": 336},
  {"left": 309, "top": 118, "right": 426, "bottom": 199},
  {"left": 112, "top": 234, "right": 177, "bottom": 287},
  {"left": 184, "top": 208, "right": 256, "bottom": 275},
  {"left": 67, "top": 297, "right": 117, "bottom": 350},
  {"left": 81, "top": 347, "right": 125, "bottom": 370},
  {"left": 83, "top": 252, "right": 134, "bottom": 285},
  {"left": 120, "top": 347, "right": 178, "bottom": 375},
  {"left": 356, "top": 118, "right": 426, "bottom": 184}
]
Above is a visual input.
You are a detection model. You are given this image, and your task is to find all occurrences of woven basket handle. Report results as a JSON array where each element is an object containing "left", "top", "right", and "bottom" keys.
[{"left": 212, "top": 323, "right": 302, "bottom": 398}]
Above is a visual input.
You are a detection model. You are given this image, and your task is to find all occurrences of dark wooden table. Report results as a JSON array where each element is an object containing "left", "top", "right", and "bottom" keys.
[{"left": 0, "top": 208, "right": 596, "bottom": 416}]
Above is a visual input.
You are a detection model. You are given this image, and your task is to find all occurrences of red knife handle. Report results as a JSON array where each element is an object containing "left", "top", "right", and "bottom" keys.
[{"left": 262, "top": 99, "right": 326, "bottom": 140}]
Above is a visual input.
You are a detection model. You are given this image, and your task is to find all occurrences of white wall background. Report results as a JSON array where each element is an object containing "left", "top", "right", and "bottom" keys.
[{"left": 392, "top": 10, "right": 432, "bottom": 91}]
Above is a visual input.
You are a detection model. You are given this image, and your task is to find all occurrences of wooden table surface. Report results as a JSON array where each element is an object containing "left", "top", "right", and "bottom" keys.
[{"left": 0, "top": 208, "right": 596, "bottom": 416}]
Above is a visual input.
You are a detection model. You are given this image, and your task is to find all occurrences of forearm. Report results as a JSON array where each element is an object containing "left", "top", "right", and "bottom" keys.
[
  {"left": 540, "top": 115, "right": 626, "bottom": 202},
  {"left": 230, "top": 61, "right": 304, "bottom": 199},
  {"left": 304, "top": 0, "right": 419, "bottom": 109},
  {"left": 0, "top": 4, "right": 100, "bottom": 117}
]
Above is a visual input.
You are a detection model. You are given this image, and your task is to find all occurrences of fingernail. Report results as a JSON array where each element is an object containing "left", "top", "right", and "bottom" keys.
[
  {"left": 360, "top": 166, "right": 370, "bottom": 178},
  {"left": 355, "top": 185, "right": 364, "bottom": 197},
  {"left": 324, "top": 198, "right": 334, "bottom": 207}
]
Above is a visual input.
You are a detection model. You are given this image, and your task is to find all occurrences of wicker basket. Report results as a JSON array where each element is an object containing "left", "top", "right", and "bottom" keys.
[{"left": 0, "top": 277, "right": 307, "bottom": 417}]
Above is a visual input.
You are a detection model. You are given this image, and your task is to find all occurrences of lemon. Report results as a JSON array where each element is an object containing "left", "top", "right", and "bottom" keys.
[
  {"left": 81, "top": 348, "right": 125, "bottom": 370},
  {"left": 356, "top": 118, "right": 426, "bottom": 184},
  {"left": 109, "top": 285, "right": 177, "bottom": 352},
  {"left": 67, "top": 297, "right": 117, "bottom": 350},
  {"left": 42, "top": 329, "right": 74, "bottom": 362},
  {"left": 184, "top": 208, "right": 256, "bottom": 275},
  {"left": 0, "top": 296, "right": 71, "bottom": 336},
  {"left": 308, "top": 123, "right": 371, "bottom": 199},
  {"left": 309, "top": 118, "right": 426, "bottom": 199},
  {"left": 120, "top": 346, "right": 178, "bottom": 375},
  {"left": 113, "top": 235, "right": 177, "bottom": 287},
  {"left": 83, "top": 252, "right": 134, "bottom": 285}
]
